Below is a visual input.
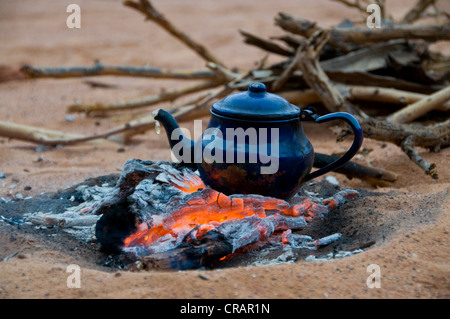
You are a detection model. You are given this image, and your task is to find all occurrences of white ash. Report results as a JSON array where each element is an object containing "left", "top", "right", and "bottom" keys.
[
  {"left": 251, "top": 249, "right": 297, "bottom": 266},
  {"left": 23, "top": 183, "right": 116, "bottom": 241},
  {"left": 75, "top": 183, "right": 117, "bottom": 202},
  {"left": 247, "top": 232, "right": 344, "bottom": 267},
  {"left": 305, "top": 249, "right": 364, "bottom": 262},
  {"left": 325, "top": 176, "right": 339, "bottom": 185},
  {"left": 23, "top": 162, "right": 197, "bottom": 243},
  {"left": 315, "top": 233, "right": 342, "bottom": 246}
]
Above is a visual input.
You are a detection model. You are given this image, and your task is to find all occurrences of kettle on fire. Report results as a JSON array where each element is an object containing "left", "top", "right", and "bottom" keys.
[{"left": 154, "top": 82, "right": 363, "bottom": 200}]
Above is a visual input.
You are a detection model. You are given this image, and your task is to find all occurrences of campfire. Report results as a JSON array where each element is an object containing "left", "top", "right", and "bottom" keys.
[
  {"left": 91, "top": 160, "right": 359, "bottom": 270},
  {"left": 8, "top": 159, "right": 366, "bottom": 271}
]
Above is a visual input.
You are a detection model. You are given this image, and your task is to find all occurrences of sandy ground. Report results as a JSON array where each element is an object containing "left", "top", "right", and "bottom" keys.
[{"left": 0, "top": 0, "right": 449, "bottom": 299}]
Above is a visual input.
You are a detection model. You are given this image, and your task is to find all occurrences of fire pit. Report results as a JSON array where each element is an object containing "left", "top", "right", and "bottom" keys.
[{"left": 8, "top": 159, "right": 362, "bottom": 271}]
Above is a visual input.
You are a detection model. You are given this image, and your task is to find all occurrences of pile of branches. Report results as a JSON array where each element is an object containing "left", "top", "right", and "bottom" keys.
[{"left": 2, "top": 0, "right": 449, "bottom": 186}]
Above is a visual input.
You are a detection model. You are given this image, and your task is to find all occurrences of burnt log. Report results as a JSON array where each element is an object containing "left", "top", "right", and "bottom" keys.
[{"left": 95, "top": 159, "right": 191, "bottom": 253}]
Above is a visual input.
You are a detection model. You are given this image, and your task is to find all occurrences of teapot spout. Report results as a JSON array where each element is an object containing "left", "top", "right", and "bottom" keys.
[{"left": 154, "top": 109, "right": 196, "bottom": 167}]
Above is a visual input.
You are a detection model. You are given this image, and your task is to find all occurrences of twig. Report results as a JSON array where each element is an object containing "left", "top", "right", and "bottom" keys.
[
  {"left": 239, "top": 29, "right": 294, "bottom": 57},
  {"left": 295, "top": 30, "right": 363, "bottom": 115},
  {"left": 123, "top": 0, "right": 225, "bottom": 67},
  {"left": 274, "top": 13, "right": 355, "bottom": 52},
  {"left": 343, "top": 86, "right": 450, "bottom": 112},
  {"left": 271, "top": 40, "right": 306, "bottom": 91},
  {"left": 326, "top": 70, "right": 444, "bottom": 94},
  {"left": 401, "top": 136, "right": 438, "bottom": 179},
  {"left": 333, "top": 24, "right": 450, "bottom": 43},
  {"left": 206, "top": 63, "right": 241, "bottom": 82},
  {"left": 67, "top": 80, "right": 223, "bottom": 114},
  {"left": 361, "top": 118, "right": 450, "bottom": 150},
  {"left": 387, "top": 85, "right": 450, "bottom": 123},
  {"left": 21, "top": 62, "right": 217, "bottom": 80},
  {"left": 400, "top": 0, "right": 436, "bottom": 25},
  {"left": 276, "top": 12, "right": 450, "bottom": 44},
  {"left": 280, "top": 86, "right": 450, "bottom": 112},
  {"left": 0, "top": 121, "right": 114, "bottom": 146},
  {"left": 313, "top": 153, "right": 398, "bottom": 187}
]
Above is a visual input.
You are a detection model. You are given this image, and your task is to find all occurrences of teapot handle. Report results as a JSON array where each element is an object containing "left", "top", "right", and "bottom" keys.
[{"left": 301, "top": 107, "right": 364, "bottom": 182}]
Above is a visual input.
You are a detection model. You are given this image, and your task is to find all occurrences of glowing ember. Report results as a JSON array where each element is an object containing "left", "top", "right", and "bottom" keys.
[
  {"left": 166, "top": 168, "right": 206, "bottom": 193},
  {"left": 121, "top": 167, "right": 359, "bottom": 260}
]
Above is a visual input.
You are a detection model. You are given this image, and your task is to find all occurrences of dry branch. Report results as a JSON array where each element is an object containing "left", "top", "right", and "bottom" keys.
[
  {"left": 67, "top": 80, "right": 223, "bottom": 114},
  {"left": 281, "top": 86, "right": 450, "bottom": 112},
  {"left": 0, "top": 121, "right": 114, "bottom": 146},
  {"left": 239, "top": 30, "right": 294, "bottom": 57},
  {"left": 401, "top": 136, "right": 438, "bottom": 179},
  {"left": 295, "top": 30, "right": 362, "bottom": 115},
  {"left": 123, "top": 0, "right": 225, "bottom": 67},
  {"left": 387, "top": 85, "right": 450, "bottom": 124},
  {"left": 343, "top": 86, "right": 450, "bottom": 112},
  {"left": 314, "top": 153, "right": 398, "bottom": 187},
  {"left": 276, "top": 12, "right": 450, "bottom": 44},
  {"left": 400, "top": 0, "right": 436, "bottom": 25},
  {"left": 271, "top": 40, "right": 307, "bottom": 91},
  {"left": 21, "top": 62, "right": 218, "bottom": 80}
]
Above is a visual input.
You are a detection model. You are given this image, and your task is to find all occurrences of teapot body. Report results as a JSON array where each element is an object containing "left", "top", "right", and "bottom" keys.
[
  {"left": 154, "top": 82, "right": 363, "bottom": 201},
  {"left": 197, "top": 113, "right": 314, "bottom": 200}
]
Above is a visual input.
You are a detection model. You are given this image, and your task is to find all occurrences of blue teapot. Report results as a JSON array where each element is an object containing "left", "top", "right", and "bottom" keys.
[{"left": 155, "top": 82, "right": 363, "bottom": 200}]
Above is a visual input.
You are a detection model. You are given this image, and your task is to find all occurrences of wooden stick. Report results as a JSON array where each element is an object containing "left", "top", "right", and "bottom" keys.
[
  {"left": 400, "top": 0, "right": 436, "bottom": 25},
  {"left": 313, "top": 153, "right": 398, "bottom": 187},
  {"left": 239, "top": 29, "right": 294, "bottom": 57},
  {"left": 271, "top": 40, "right": 306, "bottom": 91},
  {"left": 401, "top": 136, "right": 438, "bottom": 179},
  {"left": 21, "top": 62, "right": 217, "bottom": 80},
  {"left": 326, "top": 70, "right": 444, "bottom": 94},
  {"left": 343, "top": 86, "right": 450, "bottom": 112},
  {"left": 0, "top": 121, "right": 113, "bottom": 146},
  {"left": 276, "top": 12, "right": 450, "bottom": 44},
  {"left": 116, "top": 84, "right": 232, "bottom": 140},
  {"left": 279, "top": 86, "right": 450, "bottom": 112},
  {"left": 332, "top": 24, "right": 450, "bottom": 44},
  {"left": 67, "top": 80, "right": 222, "bottom": 114},
  {"left": 295, "top": 30, "right": 361, "bottom": 115},
  {"left": 274, "top": 13, "right": 354, "bottom": 52},
  {"left": 124, "top": 0, "right": 225, "bottom": 67},
  {"left": 387, "top": 85, "right": 450, "bottom": 124},
  {"left": 0, "top": 85, "right": 229, "bottom": 147}
]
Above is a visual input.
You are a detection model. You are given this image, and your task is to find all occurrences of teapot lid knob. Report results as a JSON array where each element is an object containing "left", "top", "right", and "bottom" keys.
[{"left": 248, "top": 82, "right": 266, "bottom": 94}]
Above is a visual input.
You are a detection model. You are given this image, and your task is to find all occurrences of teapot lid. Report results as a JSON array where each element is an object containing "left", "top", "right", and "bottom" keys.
[{"left": 211, "top": 82, "right": 300, "bottom": 121}]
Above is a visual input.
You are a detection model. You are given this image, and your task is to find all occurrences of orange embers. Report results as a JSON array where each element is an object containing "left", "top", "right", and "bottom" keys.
[
  {"left": 122, "top": 168, "right": 359, "bottom": 250},
  {"left": 167, "top": 169, "right": 206, "bottom": 193},
  {"left": 123, "top": 188, "right": 290, "bottom": 248}
]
